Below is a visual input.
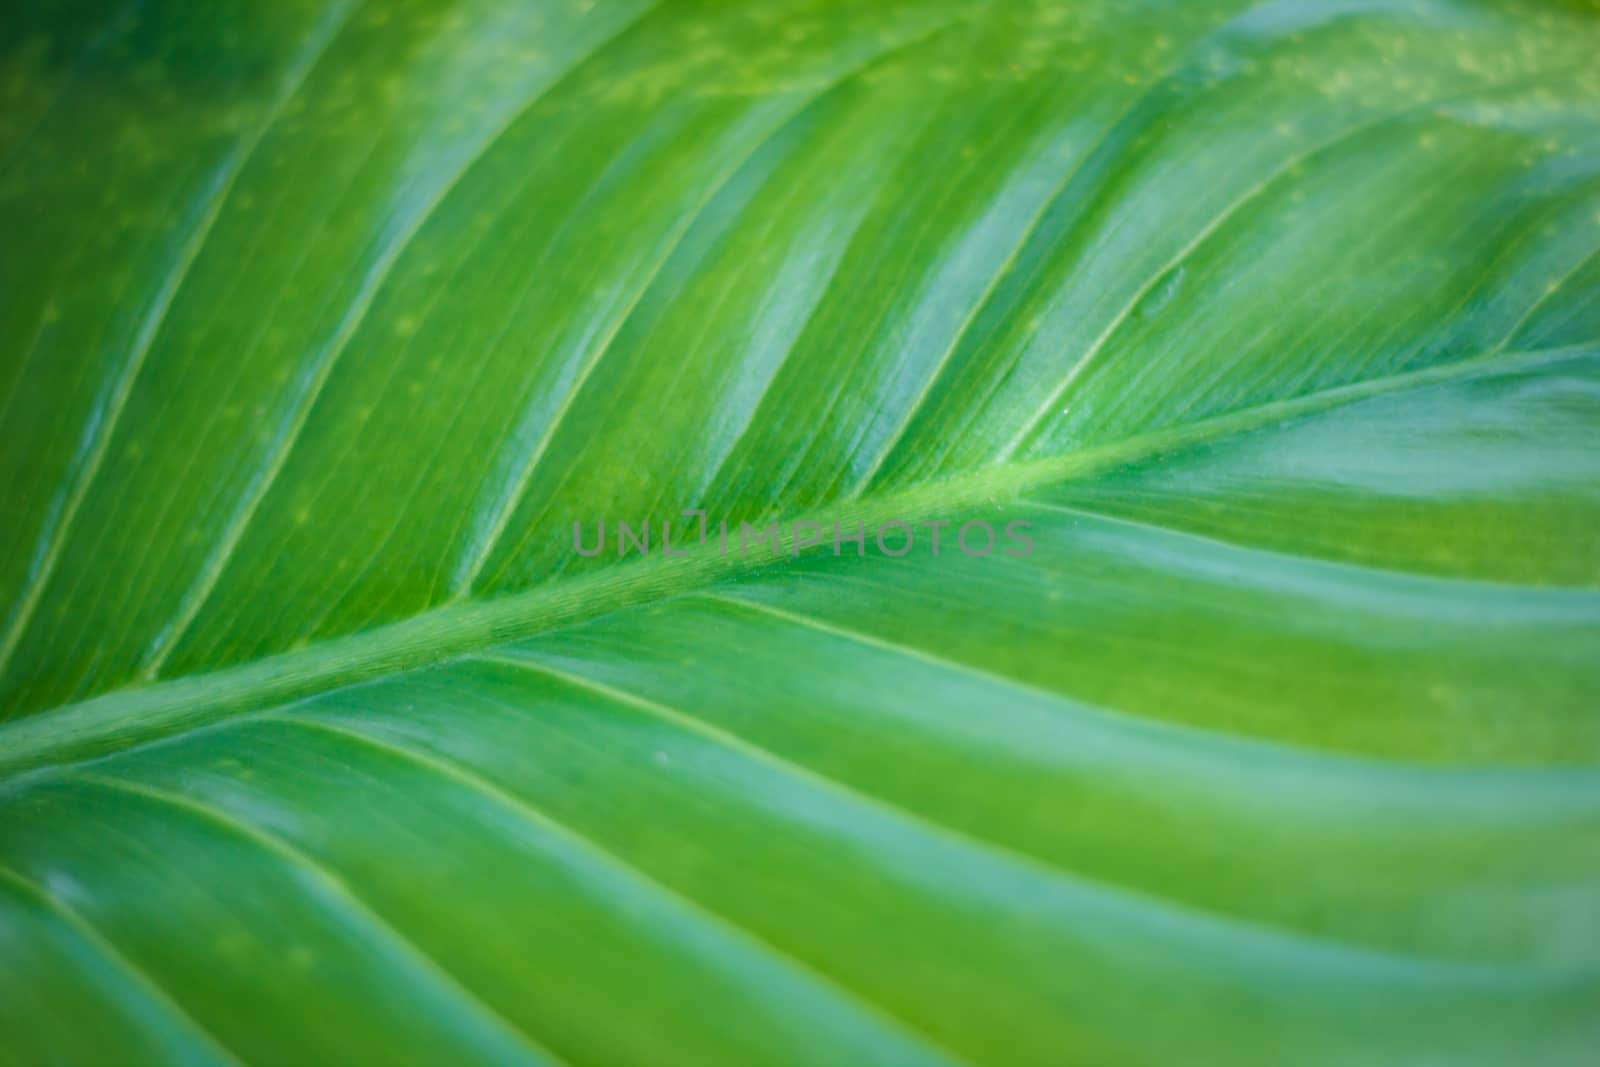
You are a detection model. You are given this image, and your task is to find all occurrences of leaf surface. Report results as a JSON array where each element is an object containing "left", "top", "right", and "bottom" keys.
[{"left": 2, "top": 0, "right": 1600, "bottom": 1063}]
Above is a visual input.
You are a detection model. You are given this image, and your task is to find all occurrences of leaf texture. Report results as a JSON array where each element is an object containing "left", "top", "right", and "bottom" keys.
[{"left": 2, "top": 0, "right": 1599, "bottom": 1063}]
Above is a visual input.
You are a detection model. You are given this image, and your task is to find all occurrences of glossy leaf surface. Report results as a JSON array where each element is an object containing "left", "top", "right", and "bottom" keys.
[{"left": 2, "top": 0, "right": 1599, "bottom": 1063}]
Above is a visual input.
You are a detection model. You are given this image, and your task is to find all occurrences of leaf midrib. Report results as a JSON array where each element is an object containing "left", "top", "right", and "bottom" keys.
[{"left": 0, "top": 340, "right": 1583, "bottom": 779}]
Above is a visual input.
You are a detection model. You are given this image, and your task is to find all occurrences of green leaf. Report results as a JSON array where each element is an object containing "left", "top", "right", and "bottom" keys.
[{"left": 3, "top": 0, "right": 1599, "bottom": 1063}]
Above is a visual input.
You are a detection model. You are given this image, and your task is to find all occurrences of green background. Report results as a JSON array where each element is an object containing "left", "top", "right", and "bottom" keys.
[{"left": 2, "top": 0, "right": 1599, "bottom": 1062}]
